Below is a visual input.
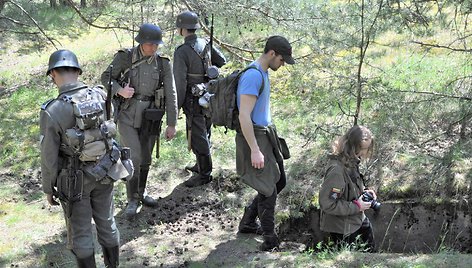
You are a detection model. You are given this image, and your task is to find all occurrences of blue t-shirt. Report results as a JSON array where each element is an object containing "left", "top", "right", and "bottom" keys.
[{"left": 236, "top": 62, "right": 271, "bottom": 126}]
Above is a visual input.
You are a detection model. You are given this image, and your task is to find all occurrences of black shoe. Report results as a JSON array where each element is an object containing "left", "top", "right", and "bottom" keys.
[
  {"left": 260, "top": 234, "right": 280, "bottom": 251},
  {"left": 125, "top": 199, "right": 139, "bottom": 219},
  {"left": 184, "top": 175, "right": 212, "bottom": 187},
  {"left": 142, "top": 195, "right": 158, "bottom": 207},
  {"left": 185, "top": 163, "right": 199, "bottom": 173}
]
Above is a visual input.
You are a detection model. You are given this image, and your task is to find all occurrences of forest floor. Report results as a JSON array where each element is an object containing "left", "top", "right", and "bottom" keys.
[
  {"left": 1, "top": 166, "right": 309, "bottom": 268},
  {"left": 3, "top": 164, "right": 472, "bottom": 268}
]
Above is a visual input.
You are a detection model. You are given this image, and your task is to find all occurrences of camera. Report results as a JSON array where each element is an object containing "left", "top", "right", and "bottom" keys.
[
  {"left": 191, "top": 83, "right": 214, "bottom": 109},
  {"left": 361, "top": 191, "right": 381, "bottom": 211},
  {"left": 191, "top": 83, "right": 207, "bottom": 97},
  {"left": 206, "top": 65, "right": 219, "bottom": 80}
]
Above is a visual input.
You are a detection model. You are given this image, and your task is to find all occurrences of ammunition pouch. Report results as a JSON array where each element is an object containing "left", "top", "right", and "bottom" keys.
[
  {"left": 155, "top": 87, "right": 165, "bottom": 109},
  {"left": 84, "top": 144, "right": 121, "bottom": 181},
  {"left": 141, "top": 108, "right": 165, "bottom": 136}
]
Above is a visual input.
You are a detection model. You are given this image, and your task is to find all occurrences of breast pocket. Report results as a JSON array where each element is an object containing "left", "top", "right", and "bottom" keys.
[{"left": 151, "top": 67, "right": 160, "bottom": 81}]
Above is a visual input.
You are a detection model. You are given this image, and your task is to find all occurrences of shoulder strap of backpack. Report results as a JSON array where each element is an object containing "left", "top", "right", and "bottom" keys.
[
  {"left": 187, "top": 40, "right": 211, "bottom": 78},
  {"left": 120, "top": 48, "right": 148, "bottom": 81},
  {"left": 242, "top": 65, "right": 264, "bottom": 96},
  {"left": 156, "top": 54, "right": 164, "bottom": 89}
]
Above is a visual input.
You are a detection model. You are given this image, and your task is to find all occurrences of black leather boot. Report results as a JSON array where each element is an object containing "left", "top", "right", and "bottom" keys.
[
  {"left": 257, "top": 191, "right": 278, "bottom": 250},
  {"left": 260, "top": 234, "right": 280, "bottom": 251},
  {"left": 138, "top": 167, "right": 158, "bottom": 207},
  {"left": 238, "top": 198, "right": 262, "bottom": 234},
  {"left": 125, "top": 199, "right": 140, "bottom": 219},
  {"left": 184, "top": 155, "right": 212, "bottom": 187},
  {"left": 76, "top": 254, "right": 96, "bottom": 268},
  {"left": 185, "top": 162, "right": 199, "bottom": 173},
  {"left": 102, "top": 246, "right": 119, "bottom": 268}
]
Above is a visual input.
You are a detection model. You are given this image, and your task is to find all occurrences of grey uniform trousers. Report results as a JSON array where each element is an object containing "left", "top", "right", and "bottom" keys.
[
  {"left": 62, "top": 175, "right": 119, "bottom": 258},
  {"left": 118, "top": 121, "right": 158, "bottom": 200}
]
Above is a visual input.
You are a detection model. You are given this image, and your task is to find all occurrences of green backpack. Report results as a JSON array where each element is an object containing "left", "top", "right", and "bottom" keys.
[{"left": 207, "top": 66, "right": 264, "bottom": 131}]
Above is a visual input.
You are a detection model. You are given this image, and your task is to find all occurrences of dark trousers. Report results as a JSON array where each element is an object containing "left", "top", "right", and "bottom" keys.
[
  {"left": 187, "top": 113, "right": 211, "bottom": 156},
  {"left": 329, "top": 217, "right": 375, "bottom": 252}
]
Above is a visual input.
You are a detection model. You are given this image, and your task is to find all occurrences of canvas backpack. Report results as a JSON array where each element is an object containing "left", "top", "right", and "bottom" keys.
[
  {"left": 207, "top": 65, "right": 264, "bottom": 131},
  {"left": 60, "top": 86, "right": 116, "bottom": 162}
]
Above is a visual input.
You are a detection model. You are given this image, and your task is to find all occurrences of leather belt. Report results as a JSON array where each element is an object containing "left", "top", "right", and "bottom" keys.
[{"left": 133, "top": 94, "right": 155, "bottom": 101}]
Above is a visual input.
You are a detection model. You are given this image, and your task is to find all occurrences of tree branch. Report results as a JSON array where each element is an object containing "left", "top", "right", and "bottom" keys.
[
  {"left": 65, "top": 0, "right": 132, "bottom": 31},
  {"left": 181, "top": 0, "right": 255, "bottom": 62},
  {"left": 411, "top": 40, "right": 472, "bottom": 53},
  {"left": 388, "top": 89, "right": 472, "bottom": 101},
  {"left": 0, "top": 28, "right": 40, "bottom": 35},
  {"left": 9, "top": 0, "right": 59, "bottom": 49},
  {"left": 0, "top": 15, "right": 29, "bottom": 26}
]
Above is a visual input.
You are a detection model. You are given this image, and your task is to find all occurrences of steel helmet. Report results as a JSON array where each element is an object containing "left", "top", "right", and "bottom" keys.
[
  {"left": 135, "top": 23, "right": 164, "bottom": 45},
  {"left": 176, "top": 11, "right": 200, "bottom": 30},
  {"left": 46, "top": 49, "right": 82, "bottom": 76}
]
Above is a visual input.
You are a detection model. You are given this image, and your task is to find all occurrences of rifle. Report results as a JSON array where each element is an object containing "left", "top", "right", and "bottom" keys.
[
  {"left": 209, "top": 14, "right": 214, "bottom": 58},
  {"left": 205, "top": 14, "right": 219, "bottom": 80},
  {"left": 106, "top": 65, "right": 113, "bottom": 120}
]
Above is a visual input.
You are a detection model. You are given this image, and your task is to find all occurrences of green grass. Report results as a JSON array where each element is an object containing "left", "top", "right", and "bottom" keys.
[{"left": 0, "top": 200, "right": 64, "bottom": 261}]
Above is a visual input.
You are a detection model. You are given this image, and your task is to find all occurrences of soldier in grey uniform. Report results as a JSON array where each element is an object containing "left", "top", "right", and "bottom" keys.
[
  {"left": 173, "top": 10, "right": 226, "bottom": 187},
  {"left": 40, "top": 50, "right": 120, "bottom": 267},
  {"left": 101, "top": 24, "right": 178, "bottom": 218}
]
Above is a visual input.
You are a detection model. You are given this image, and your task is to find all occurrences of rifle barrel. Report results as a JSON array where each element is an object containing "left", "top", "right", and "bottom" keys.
[{"left": 106, "top": 65, "right": 113, "bottom": 120}]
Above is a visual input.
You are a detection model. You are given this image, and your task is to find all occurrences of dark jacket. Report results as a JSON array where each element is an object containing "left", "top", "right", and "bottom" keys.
[
  {"left": 319, "top": 155, "right": 366, "bottom": 235},
  {"left": 236, "top": 125, "right": 284, "bottom": 197},
  {"left": 173, "top": 33, "right": 226, "bottom": 112}
]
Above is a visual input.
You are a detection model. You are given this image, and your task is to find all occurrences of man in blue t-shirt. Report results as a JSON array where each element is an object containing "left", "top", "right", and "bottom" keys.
[{"left": 235, "top": 35, "right": 295, "bottom": 251}]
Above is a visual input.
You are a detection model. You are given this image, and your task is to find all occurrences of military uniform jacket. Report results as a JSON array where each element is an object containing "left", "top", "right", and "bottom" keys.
[
  {"left": 101, "top": 46, "right": 178, "bottom": 128},
  {"left": 40, "top": 82, "right": 104, "bottom": 195},
  {"left": 236, "top": 125, "right": 283, "bottom": 197},
  {"left": 173, "top": 33, "right": 226, "bottom": 112},
  {"left": 319, "top": 155, "right": 366, "bottom": 235}
]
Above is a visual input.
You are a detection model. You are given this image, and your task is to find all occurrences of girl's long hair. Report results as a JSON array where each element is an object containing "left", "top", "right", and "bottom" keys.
[{"left": 332, "top": 125, "right": 374, "bottom": 164}]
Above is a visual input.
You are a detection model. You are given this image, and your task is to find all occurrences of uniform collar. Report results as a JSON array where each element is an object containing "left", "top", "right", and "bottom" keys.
[
  {"left": 59, "top": 81, "right": 86, "bottom": 94},
  {"left": 184, "top": 33, "right": 198, "bottom": 43}
]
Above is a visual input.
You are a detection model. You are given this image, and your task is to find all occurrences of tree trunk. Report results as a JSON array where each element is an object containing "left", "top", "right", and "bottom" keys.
[
  {"left": 49, "top": 0, "right": 57, "bottom": 8},
  {"left": 80, "top": 0, "right": 86, "bottom": 8}
]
